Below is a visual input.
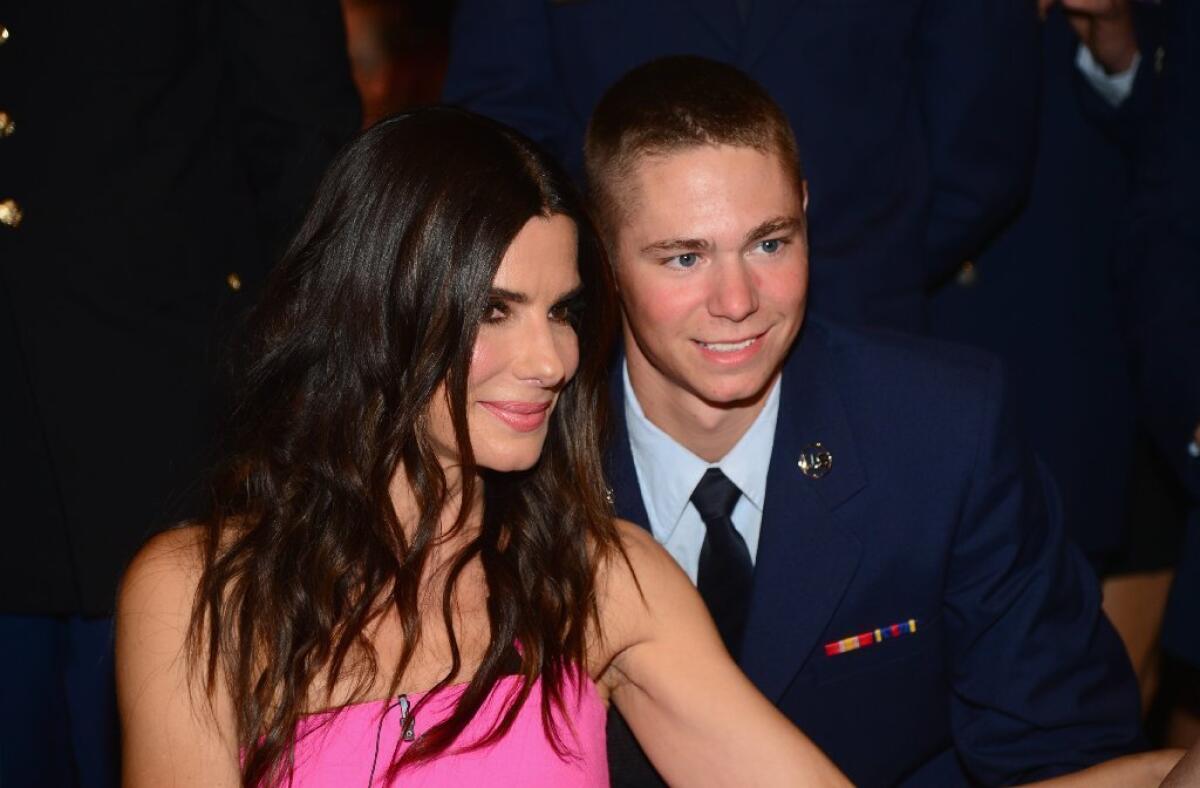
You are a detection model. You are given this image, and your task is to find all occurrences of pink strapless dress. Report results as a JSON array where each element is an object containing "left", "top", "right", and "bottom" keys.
[{"left": 283, "top": 672, "right": 608, "bottom": 786}]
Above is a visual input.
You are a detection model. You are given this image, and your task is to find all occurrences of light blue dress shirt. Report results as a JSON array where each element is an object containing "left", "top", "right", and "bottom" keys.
[
  {"left": 623, "top": 361, "right": 781, "bottom": 583},
  {"left": 1076, "top": 44, "right": 1141, "bottom": 107}
]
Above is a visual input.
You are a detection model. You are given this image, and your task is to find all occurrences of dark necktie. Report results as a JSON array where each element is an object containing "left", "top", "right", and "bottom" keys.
[{"left": 692, "top": 467, "right": 753, "bottom": 658}]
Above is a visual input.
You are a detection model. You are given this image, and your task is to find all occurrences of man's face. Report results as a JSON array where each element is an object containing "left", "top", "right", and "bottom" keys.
[{"left": 611, "top": 145, "right": 808, "bottom": 411}]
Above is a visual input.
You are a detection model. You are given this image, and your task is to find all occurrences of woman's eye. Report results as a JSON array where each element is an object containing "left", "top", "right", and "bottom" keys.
[
  {"left": 482, "top": 301, "right": 507, "bottom": 323},
  {"left": 549, "top": 304, "right": 571, "bottom": 323}
]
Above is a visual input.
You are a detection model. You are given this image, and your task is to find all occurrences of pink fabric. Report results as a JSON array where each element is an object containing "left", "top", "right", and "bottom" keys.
[{"left": 283, "top": 672, "right": 608, "bottom": 787}]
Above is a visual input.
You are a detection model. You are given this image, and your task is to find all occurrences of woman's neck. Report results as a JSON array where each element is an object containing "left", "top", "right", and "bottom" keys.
[{"left": 389, "top": 462, "right": 484, "bottom": 540}]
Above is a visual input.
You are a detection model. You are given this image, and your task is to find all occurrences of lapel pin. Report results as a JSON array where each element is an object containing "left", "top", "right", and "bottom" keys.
[{"left": 797, "top": 443, "right": 833, "bottom": 479}]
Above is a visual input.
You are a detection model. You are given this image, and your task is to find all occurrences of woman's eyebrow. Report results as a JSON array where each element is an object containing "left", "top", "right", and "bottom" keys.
[
  {"left": 554, "top": 284, "right": 585, "bottom": 303},
  {"left": 488, "top": 287, "right": 528, "bottom": 304}
]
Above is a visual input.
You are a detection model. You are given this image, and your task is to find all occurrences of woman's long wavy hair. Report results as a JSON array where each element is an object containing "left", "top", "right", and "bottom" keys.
[{"left": 187, "top": 108, "right": 621, "bottom": 786}]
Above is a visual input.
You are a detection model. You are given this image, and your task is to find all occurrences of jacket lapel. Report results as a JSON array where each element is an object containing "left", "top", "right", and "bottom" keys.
[
  {"left": 606, "top": 360, "right": 652, "bottom": 530},
  {"left": 739, "top": 321, "right": 867, "bottom": 701}
]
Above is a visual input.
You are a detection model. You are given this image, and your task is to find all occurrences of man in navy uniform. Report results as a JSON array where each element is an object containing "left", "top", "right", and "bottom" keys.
[{"left": 589, "top": 56, "right": 1142, "bottom": 786}]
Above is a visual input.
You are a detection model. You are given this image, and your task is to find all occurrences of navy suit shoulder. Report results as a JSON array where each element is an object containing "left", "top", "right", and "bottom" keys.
[{"left": 816, "top": 319, "right": 1003, "bottom": 408}]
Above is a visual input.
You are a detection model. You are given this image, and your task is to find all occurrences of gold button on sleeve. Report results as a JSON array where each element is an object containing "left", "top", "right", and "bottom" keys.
[
  {"left": 0, "top": 26, "right": 9, "bottom": 46},
  {"left": 0, "top": 199, "right": 23, "bottom": 228},
  {"left": 226, "top": 272, "right": 242, "bottom": 292},
  {"left": 0, "top": 111, "right": 14, "bottom": 137}
]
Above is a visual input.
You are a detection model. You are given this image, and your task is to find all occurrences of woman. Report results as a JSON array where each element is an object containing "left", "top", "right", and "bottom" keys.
[{"left": 115, "top": 107, "right": 848, "bottom": 786}]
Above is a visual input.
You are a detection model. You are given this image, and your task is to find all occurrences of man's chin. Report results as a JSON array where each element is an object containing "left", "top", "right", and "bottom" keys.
[{"left": 691, "top": 372, "right": 779, "bottom": 410}]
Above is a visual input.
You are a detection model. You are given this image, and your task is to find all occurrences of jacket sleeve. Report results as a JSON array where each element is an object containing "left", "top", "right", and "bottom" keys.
[
  {"left": 441, "top": 0, "right": 575, "bottom": 171},
  {"left": 918, "top": 0, "right": 1040, "bottom": 284},
  {"left": 944, "top": 359, "right": 1143, "bottom": 784},
  {"left": 226, "top": 0, "right": 362, "bottom": 281}
]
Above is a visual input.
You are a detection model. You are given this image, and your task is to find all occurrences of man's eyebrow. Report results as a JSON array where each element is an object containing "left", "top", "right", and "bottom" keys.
[
  {"left": 744, "top": 216, "right": 804, "bottom": 244},
  {"left": 639, "top": 236, "right": 712, "bottom": 255}
]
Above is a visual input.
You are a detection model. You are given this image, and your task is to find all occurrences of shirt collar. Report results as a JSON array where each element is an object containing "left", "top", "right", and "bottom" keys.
[{"left": 623, "top": 362, "right": 781, "bottom": 538}]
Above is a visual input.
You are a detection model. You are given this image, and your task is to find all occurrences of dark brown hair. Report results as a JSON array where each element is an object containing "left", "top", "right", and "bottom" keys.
[
  {"left": 584, "top": 55, "right": 803, "bottom": 239},
  {"left": 189, "top": 107, "right": 621, "bottom": 786}
]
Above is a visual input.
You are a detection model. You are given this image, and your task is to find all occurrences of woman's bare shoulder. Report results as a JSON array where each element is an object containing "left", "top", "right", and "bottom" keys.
[
  {"left": 593, "top": 519, "right": 695, "bottom": 654},
  {"left": 606, "top": 518, "right": 689, "bottom": 589},
  {"left": 116, "top": 523, "right": 210, "bottom": 641},
  {"left": 121, "top": 525, "right": 206, "bottom": 595}
]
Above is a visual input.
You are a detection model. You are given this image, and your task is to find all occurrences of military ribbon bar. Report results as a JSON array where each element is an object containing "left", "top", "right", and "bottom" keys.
[{"left": 824, "top": 619, "right": 918, "bottom": 657}]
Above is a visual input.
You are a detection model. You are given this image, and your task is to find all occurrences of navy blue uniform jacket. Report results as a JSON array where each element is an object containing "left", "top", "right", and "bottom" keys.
[
  {"left": 442, "top": 0, "right": 1038, "bottom": 332},
  {"left": 606, "top": 321, "right": 1141, "bottom": 786}
]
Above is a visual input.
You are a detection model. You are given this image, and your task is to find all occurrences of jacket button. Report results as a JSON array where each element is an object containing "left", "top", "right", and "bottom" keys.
[
  {"left": 955, "top": 260, "right": 978, "bottom": 287},
  {"left": 0, "top": 199, "right": 22, "bottom": 228},
  {"left": 226, "top": 272, "right": 242, "bottom": 292},
  {"left": 0, "top": 111, "right": 14, "bottom": 137},
  {"left": 0, "top": 26, "right": 9, "bottom": 46}
]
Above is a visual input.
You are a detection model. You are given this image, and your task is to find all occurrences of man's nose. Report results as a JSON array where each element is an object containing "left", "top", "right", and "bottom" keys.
[{"left": 708, "top": 257, "right": 758, "bottom": 321}]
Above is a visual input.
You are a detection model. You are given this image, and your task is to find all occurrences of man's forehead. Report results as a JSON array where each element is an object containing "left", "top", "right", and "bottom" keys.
[{"left": 612, "top": 143, "right": 801, "bottom": 232}]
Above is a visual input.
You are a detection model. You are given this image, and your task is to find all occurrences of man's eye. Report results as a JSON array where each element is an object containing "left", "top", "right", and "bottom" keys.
[
  {"left": 670, "top": 253, "right": 699, "bottom": 268},
  {"left": 759, "top": 238, "right": 784, "bottom": 254}
]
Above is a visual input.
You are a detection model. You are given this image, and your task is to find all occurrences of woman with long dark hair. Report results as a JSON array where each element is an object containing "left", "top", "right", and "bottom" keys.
[{"left": 114, "top": 108, "right": 848, "bottom": 786}]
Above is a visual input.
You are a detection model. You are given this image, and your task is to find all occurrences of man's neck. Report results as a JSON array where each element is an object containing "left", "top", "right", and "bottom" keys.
[{"left": 626, "top": 359, "right": 777, "bottom": 463}]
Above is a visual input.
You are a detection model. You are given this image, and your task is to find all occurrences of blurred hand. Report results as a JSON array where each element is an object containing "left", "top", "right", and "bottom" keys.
[{"left": 1039, "top": 0, "right": 1139, "bottom": 74}]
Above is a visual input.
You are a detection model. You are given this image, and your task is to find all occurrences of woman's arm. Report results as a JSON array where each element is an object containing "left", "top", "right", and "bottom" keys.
[
  {"left": 1020, "top": 749, "right": 1183, "bottom": 788},
  {"left": 597, "top": 520, "right": 849, "bottom": 787},
  {"left": 115, "top": 527, "right": 240, "bottom": 787}
]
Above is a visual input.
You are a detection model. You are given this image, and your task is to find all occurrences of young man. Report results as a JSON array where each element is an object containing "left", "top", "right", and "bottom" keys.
[{"left": 589, "top": 56, "right": 1142, "bottom": 787}]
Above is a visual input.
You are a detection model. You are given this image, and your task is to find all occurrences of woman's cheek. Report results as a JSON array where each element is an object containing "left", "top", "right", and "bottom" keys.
[{"left": 467, "top": 332, "right": 505, "bottom": 387}]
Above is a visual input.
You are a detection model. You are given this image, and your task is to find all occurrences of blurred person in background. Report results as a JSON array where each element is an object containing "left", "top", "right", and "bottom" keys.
[
  {"left": 342, "top": 0, "right": 451, "bottom": 128},
  {"left": 0, "top": 2, "right": 359, "bottom": 785},
  {"left": 927, "top": 0, "right": 1200, "bottom": 744},
  {"left": 440, "top": 0, "right": 1040, "bottom": 334},
  {"left": 1136, "top": 0, "right": 1200, "bottom": 753}
]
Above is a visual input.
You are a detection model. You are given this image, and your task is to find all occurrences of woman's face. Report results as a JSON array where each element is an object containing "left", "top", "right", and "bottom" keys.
[{"left": 427, "top": 214, "right": 583, "bottom": 473}]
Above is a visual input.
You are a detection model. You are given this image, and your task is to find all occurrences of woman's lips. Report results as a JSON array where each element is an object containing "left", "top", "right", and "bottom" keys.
[{"left": 478, "top": 400, "right": 552, "bottom": 432}]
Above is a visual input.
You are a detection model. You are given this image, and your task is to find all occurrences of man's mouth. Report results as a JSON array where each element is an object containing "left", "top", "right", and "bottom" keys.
[{"left": 698, "top": 337, "right": 757, "bottom": 352}]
